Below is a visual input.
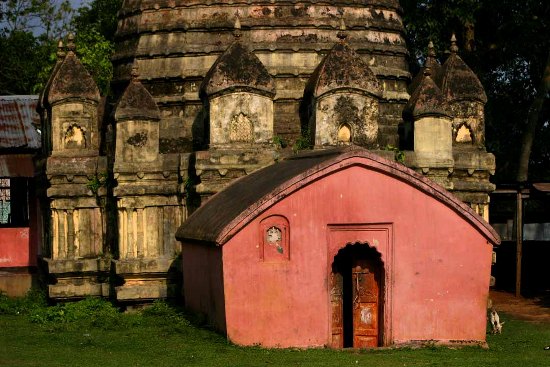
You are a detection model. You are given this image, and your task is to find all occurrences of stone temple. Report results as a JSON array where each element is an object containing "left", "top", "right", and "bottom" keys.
[{"left": 35, "top": 0, "right": 496, "bottom": 304}]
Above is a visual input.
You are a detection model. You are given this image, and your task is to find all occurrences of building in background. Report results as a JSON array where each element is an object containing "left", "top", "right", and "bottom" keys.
[
  {"left": 33, "top": 1, "right": 500, "bottom": 347},
  {"left": 0, "top": 95, "right": 42, "bottom": 296}
]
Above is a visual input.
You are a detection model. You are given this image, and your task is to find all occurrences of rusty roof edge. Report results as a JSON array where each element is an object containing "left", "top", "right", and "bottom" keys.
[{"left": 215, "top": 150, "right": 501, "bottom": 246}]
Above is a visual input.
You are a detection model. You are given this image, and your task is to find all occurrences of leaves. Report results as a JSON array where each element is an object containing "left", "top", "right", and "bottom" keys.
[{"left": 401, "top": 0, "right": 550, "bottom": 182}]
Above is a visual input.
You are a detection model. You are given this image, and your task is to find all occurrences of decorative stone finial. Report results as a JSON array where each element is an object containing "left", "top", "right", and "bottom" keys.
[
  {"left": 337, "top": 17, "right": 348, "bottom": 40},
  {"left": 233, "top": 15, "right": 242, "bottom": 38},
  {"left": 56, "top": 40, "right": 66, "bottom": 60},
  {"left": 427, "top": 40, "right": 436, "bottom": 58},
  {"left": 450, "top": 33, "right": 458, "bottom": 54},
  {"left": 423, "top": 66, "right": 432, "bottom": 77},
  {"left": 131, "top": 63, "right": 139, "bottom": 80},
  {"left": 66, "top": 33, "right": 76, "bottom": 52}
]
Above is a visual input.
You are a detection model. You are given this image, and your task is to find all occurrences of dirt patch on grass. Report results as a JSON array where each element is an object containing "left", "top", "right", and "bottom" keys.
[{"left": 490, "top": 290, "right": 550, "bottom": 323}]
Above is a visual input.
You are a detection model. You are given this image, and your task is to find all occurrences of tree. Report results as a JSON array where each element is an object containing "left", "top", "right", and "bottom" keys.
[
  {"left": 400, "top": 0, "right": 550, "bottom": 182},
  {"left": 0, "top": 0, "right": 73, "bottom": 94},
  {"left": 0, "top": 0, "right": 73, "bottom": 39},
  {"left": 0, "top": 30, "right": 53, "bottom": 94},
  {"left": 70, "top": 0, "right": 122, "bottom": 95}
]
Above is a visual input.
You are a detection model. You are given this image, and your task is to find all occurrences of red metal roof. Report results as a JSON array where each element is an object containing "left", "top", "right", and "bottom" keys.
[{"left": 0, "top": 95, "right": 41, "bottom": 149}]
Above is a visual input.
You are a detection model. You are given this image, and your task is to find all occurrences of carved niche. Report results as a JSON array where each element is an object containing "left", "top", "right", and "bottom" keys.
[{"left": 229, "top": 113, "right": 254, "bottom": 143}]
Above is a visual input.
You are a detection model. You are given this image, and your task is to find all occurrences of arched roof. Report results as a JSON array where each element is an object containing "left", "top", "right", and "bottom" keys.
[
  {"left": 404, "top": 70, "right": 451, "bottom": 119},
  {"left": 48, "top": 48, "right": 100, "bottom": 105},
  {"left": 200, "top": 41, "right": 275, "bottom": 99},
  {"left": 305, "top": 41, "right": 382, "bottom": 98},
  {"left": 115, "top": 69, "right": 161, "bottom": 122},
  {"left": 176, "top": 147, "right": 500, "bottom": 246}
]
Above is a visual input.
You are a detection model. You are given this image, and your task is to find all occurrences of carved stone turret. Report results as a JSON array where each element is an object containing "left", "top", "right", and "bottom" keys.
[
  {"left": 305, "top": 33, "right": 383, "bottom": 148},
  {"left": 113, "top": 0, "right": 409, "bottom": 151},
  {"left": 436, "top": 34, "right": 488, "bottom": 149},
  {"left": 195, "top": 37, "right": 277, "bottom": 198},
  {"left": 406, "top": 37, "right": 495, "bottom": 221},
  {"left": 113, "top": 66, "right": 184, "bottom": 303},
  {"left": 39, "top": 34, "right": 108, "bottom": 299},
  {"left": 404, "top": 67, "right": 453, "bottom": 188}
]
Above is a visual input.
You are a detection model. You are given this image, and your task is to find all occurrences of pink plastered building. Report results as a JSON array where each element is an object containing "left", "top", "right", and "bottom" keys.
[{"left": 177, "top": 148, "right": 500, "bottom": 348}]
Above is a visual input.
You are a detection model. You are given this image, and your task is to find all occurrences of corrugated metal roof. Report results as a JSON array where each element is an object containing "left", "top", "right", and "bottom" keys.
[{"left": 0, "top": 95, "right": 41, "bottom": 149}]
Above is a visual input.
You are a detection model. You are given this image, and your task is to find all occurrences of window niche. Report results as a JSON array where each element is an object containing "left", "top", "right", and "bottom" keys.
[
  {"left": 259, "top": 215, "right": 290, "bottom": 262},
  {"left": 337, "top": 123, "right": 352, "bottom": 144}
]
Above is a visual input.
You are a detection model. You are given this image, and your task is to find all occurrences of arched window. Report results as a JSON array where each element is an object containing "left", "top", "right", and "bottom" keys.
[{"left": 337, "top": 123, "right": 352, "bottom": 144}]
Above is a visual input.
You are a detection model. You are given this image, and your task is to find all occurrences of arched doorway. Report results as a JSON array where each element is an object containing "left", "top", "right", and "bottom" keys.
[{"left": 330, "top": 243, "right": 384, "bottom": 348}]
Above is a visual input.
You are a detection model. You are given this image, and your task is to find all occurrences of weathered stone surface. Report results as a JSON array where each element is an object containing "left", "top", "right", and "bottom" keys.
[
  {"left": 312, "top": 93, "right": 380, "bottom": 147},
  {"left": 306, "top": 41, "right": 382, "bottom": 99},
  {"left": 200, "top": 42, "right": 275, "bottom": 98},
  {"left": 209, "top": 93, "right": 274, "bottom": 148},
  {"left": 115, "top": 76, "right": 161, "bottom": 122},
  {"left": 437, "top": 52, "right": 487, "bottom": 104},
  {"left": 48, "top": 51, "right": 100, "bottom": 106},
  {"left": 37, "top": 1, "right": 499, "bottom": 305},
  {"left": 113, "top": 0, "right": 409, "bottom": 149},
  {"left": 413, "top": 116, "right": 453, "bottom": 167},
  {"left": 404, "top": 72, "right": 450, "bottom": 120}
]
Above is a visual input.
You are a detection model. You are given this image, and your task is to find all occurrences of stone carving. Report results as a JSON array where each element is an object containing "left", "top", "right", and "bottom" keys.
[
  {"left": 455, "top": 124, "right": 473, "bottom": 143},
  {"left": 126, "top": 131, "right": 148, "bottom": 147},
  {"left": 63, "top": 125, "right": 86, "bottom": 149},
  {"left": 337, "top": 124, "right": 352, "bottom": 143},
  {"left": 229, "top": 113, "right": 254, "bottom": 143}
]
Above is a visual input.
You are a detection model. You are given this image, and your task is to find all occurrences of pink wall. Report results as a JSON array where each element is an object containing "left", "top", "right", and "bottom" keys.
[
  {"left": 0, "top": 227, "right": 36, "bottom": 268},
  {"left": 182, "top": 242, "right": 226, "bottom": 332},
  {"left": 221, "top": 165, "right": 492, "bottom": 347}
]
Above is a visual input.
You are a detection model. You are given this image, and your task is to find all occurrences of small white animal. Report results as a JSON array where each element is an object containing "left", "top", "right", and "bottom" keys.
[{"left": 489, "top": 308, "right": 505, "bottom": 334}]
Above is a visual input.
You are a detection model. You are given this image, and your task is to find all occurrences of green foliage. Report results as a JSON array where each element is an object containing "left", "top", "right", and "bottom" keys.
[
  {"left": 28, "top": 297, "right": 130, "bottom": 330},
  {"left": 86, "top": 173, "right": 108, "bottom": 195},
  {"left": 70, "top": 0, "right": 122, "bottom": 95},
  {"left": 72, "top": 0, "right": 122, "bottom": 42},
  {"left": 0, "top": 289, "right": 47, "bottom": 315},
  {"left": 400, "top": 0, "right": 550, "bottom": 182},
  {"left": 0, "top": 0, "right": 74, "bottom": 39},
  {"left": 0, "top": 31, "right": 55, "bottom": 94},
  {"left": 0, "top": 309, "right": 549, "bottom": 366},
  {"left": 272, "top": 135, "right": 287, "bottom": 149},
  {"left": 74, "top": 28, "right": 114, "bottom": 95},
  {"left": 384, "top": 144, "right": 406, "bottom": 164},
  {"left": 293, "top": 129, "right": 313, "bottom": 152}
]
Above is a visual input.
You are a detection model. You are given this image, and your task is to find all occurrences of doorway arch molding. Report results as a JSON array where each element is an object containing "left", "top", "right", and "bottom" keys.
[{"left": 327, "top": 223, "right": 394, "bottom": 347}]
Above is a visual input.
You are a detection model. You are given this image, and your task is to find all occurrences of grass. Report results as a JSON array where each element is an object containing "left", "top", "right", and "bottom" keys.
[{"left": 0, "top": 292, "right": 549, "bottom": 367}]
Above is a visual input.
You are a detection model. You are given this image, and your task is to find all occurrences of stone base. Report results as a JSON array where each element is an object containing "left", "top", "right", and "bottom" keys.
[
  {"left": 44, "top": 258, "right": 110, "bottom": 300},
  {"left": 114, "top": 257, "right": 181, "bottom": 302},
  {"left": 49, "top": 278, "right": 110, "bottom": 299}
]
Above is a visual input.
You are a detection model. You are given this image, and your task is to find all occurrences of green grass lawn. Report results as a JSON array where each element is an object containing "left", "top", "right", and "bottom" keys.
[{"left": 0, "top": 294, "right": 549, "bottom": 367}]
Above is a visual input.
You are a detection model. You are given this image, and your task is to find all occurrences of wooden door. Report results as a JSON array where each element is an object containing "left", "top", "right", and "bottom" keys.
[
  {"left": 330, "top": 272, "right": 344, "bottom": 348},
  {"left": 351, "top": 259, "right": 380, "bottom": 348}
]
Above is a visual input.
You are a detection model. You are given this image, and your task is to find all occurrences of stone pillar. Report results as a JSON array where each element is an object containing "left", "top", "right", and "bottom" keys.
[
  {"left": 436, "top": 35, "right": 494, "bottom": 219},
  {"left": 39, "top": 35, "right": 108, "bottom": 299},
  {"left": 113, "top": 67, "right": 185, "bottom": 303}
]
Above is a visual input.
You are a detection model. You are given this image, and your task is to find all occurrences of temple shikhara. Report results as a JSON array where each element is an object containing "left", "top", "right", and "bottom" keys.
[{"left": 2, "top": 0, "right": 501, "bottom": 348}]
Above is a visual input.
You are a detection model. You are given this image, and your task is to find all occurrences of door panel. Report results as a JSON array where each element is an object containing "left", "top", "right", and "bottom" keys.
[
  {"left": 352, "top": 260, "right": 379, "bottom": 348},
  {"left": 330, "top": 272, "right": 344, "bottom": 348}
]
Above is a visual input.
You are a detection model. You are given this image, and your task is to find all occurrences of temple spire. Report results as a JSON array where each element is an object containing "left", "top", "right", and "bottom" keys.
[
  {"left": 450, "top": 33, "right": 459, "bottom": 54},
  {"left": 337, "top": 16, "right": 348, "bottom": 40},
  {"left": 233, "top": 15, "right": 242, "bottom": 38}
]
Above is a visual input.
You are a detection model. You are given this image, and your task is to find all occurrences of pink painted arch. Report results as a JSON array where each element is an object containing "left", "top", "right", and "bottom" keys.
[{"left": 214, "top": 150, "right": 500, "bottom": 247}]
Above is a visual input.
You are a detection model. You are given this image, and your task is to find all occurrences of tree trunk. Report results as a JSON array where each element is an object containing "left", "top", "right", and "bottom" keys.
[{"left": 516, "top": 51, "right": 550, "bottom": 183}]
